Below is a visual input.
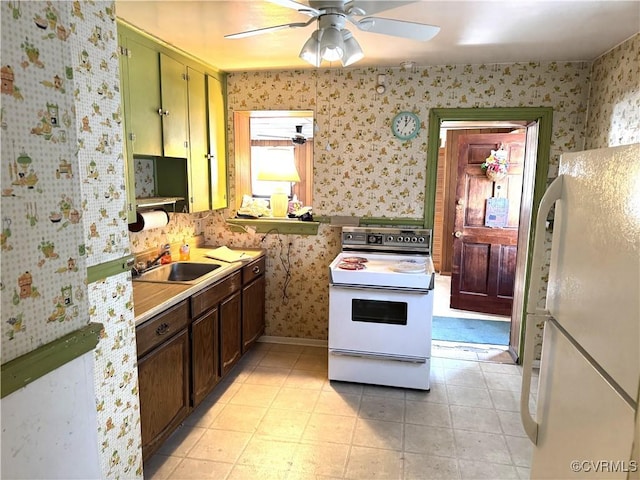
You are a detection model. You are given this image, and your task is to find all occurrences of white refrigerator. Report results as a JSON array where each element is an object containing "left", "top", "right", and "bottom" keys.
[{"left": 520, "top": 144, "right": 640, "bottom": 478}]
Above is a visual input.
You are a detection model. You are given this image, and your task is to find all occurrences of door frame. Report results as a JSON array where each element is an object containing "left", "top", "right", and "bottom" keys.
[{"left": 424, "top": 107, "right": 553, "bottom": 361}]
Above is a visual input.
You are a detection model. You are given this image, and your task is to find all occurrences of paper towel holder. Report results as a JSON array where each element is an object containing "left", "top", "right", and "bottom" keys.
[{"left": 128, "top": 208, "right": 170, "bottom": 232}]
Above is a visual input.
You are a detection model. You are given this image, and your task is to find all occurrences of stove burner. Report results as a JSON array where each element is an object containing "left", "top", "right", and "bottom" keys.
[
  {"left": 337, "top": 261, "right": 366, "bottom": 270},
  {"left": 341, "top": 256, "right": 368, "bottom": 264}
]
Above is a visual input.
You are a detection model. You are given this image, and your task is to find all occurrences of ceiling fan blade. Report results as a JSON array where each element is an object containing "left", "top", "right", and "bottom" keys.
[
  {"left": 258, "top": 134, "right": 292, "bottom": 139},
  {"left": 225, "top": 19, "right": 314, "bottom": 39},
  {"left": 268, "top": 0, "right": 321, "bottom": 17},
  {"left": 345, "top": 1, "right": 416, "bottom": 16},
  {"left": 353, "top": 17, "right": 440, "bottom": 41}
]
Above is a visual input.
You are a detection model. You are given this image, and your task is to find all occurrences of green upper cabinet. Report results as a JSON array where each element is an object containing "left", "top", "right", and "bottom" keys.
[
  {"left": 117, "top": 21, "right": 227, "bottom": 214},
  {"left": 207, "top": 75, "right": 228, "bottom": 210},
  {"left": 187, "top": 68, "right": 210, "bottom": 212},
  {"left": 159, "top": 54, "right": 188, "bottom": 159},
  {"left": 124, "top": 37, "right": 163, "bottom": 157}
]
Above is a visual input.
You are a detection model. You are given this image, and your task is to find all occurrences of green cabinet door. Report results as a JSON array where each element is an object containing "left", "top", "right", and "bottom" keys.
[
  {"left": 117, "top": 33, "right": 137, "bottom": 223},
  {"left": 160, "top": 53, "right": 188, "bottom": 159},
  {"left": 206, "top": 75, "right": 228, "bottom": 210},
  {"left": 126, "top": 37, "right": 162, "bottom": 157},
  {"left": 187, "top": 68, "right": 210, "bottom": 212}
]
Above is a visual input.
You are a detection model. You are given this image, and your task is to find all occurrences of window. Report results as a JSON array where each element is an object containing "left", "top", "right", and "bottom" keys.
[{"left": 234, "top": 110, "right": 313, "bottom": 211}]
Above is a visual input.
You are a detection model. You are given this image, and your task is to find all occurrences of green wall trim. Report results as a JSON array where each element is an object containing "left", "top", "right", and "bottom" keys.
[
  {"left": 226, "top": 218, "right": 320, "bottom": 235},
  {"left": 425, "top": 107, "right": 554, "bottom": 360},
  {"left": 87, "top": 255, "right": 135, "bottom": 283},
  {"left": 1, "top": 322, "right": 104, "bottom": 398}
]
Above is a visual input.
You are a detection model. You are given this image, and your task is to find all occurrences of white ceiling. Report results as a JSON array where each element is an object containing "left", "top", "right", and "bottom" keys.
[{"left": 115, "top": 0, "right": 639, "bottom": 72}]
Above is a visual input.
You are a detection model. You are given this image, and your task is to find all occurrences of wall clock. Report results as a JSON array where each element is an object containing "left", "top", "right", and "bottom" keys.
[{"left": 391, "top": 111, "right": 421, "bottom": 140}]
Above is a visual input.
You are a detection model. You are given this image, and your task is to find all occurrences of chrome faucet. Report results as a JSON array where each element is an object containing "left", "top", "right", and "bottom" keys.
[{"left": 147, "top": 244, "right": 171, "bottom": 269}]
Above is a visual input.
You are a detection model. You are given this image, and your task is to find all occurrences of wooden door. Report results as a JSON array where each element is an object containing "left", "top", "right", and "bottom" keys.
[{"left": 451, "top": 133, "right": 525, "bottom": 316}]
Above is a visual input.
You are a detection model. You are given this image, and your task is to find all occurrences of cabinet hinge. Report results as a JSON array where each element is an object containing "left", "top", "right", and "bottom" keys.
[
  {"left": 119, "top": 46, "right": 131, "bottom": 58},
  {"left": 182, "top": 73, "right": 188, "bottom": 81},
  {"left": 129, "top": 133, "right": 136, "bottom": 142},
  {"left": 184, "top": 141, "right": 189, "bottom": 148}
]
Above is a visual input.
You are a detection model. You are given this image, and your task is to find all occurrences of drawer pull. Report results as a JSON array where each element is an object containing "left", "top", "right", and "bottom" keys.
[
  {"left": 252, "top": 266, "right": 260, "bottom": 274},
  {"left": 155, "top": 323, "right": 170, "bottom": 336}
]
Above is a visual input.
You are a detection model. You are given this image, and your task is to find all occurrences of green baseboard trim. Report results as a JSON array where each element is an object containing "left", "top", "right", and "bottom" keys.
[
  {"left": 226, "top": 218, "right": 320, "bottom": 235},
  {"left": 1, "top": 322, "right": 104, "bottom": 398}
]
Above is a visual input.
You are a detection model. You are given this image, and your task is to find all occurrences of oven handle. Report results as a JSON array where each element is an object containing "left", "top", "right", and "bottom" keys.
[
  {"left": 329, "top": 348, "right": 427, "bottom": 364},
  {"left": 329, "top": 283, "right": 431, "bottom": 294}
]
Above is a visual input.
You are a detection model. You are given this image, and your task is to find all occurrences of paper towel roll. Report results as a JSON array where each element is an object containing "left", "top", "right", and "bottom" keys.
[{"left": 128, "top": 209, "right": 170, "bottom": 232}]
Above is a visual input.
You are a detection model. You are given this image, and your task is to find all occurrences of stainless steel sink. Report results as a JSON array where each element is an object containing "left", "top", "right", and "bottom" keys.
[{"left": 133, "top": 262, "right": 223, "bottom": 284}]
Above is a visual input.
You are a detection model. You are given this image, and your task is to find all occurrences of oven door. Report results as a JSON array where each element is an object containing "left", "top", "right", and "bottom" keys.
[{"left": 329, "top": 284, "right": 433, "bottom": 359}]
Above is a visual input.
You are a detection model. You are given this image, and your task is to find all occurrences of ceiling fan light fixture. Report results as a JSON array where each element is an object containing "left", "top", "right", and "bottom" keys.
[
  {"left": 299, "top": 30, "right": 322, "bottom": 67},
  {"left": 319, "top": 26, "right": 344, "bottom": 62},
  {"left": 341, "top": 30, "right": 364, "bottom": 66}
]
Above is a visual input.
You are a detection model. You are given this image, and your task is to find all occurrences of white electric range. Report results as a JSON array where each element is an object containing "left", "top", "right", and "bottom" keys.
[{"left": 328, "top": 226, "right": 435, "bottom": 390}]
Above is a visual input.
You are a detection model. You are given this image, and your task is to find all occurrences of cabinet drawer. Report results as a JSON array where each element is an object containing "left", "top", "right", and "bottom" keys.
[
  {"left": 136, "top": 300, "right": 189, "bottom": 357},
  {"left": 191, "top": 271, "right": 241, "bottom": 318},
  {"left": 242, "top": 257, "right": 266, "bottom": 284}
]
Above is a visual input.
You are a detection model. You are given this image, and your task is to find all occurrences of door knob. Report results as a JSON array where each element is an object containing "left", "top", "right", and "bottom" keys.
[{"left": 453, "top": 231, "right": 462, "bottom": 238}]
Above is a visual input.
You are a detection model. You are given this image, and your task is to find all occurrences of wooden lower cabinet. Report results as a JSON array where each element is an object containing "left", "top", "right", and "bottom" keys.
[
  {"left": 191, "top": 307, "right": 220, "bottom": 407},
  {"left": 137, "top": 329, "right": 190, "bottom": 460},
  {"left": 137, "top": 255, "right": 266, "bottom": 461},
  {"left": 242, "top": 274, "right": 265, "bottom": 353},
  {"left": 220, "top": 291, "right": 242, "bottom": 376}
]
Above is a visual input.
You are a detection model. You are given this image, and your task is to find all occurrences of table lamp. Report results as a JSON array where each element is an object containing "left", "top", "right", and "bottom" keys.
[{"left": 257, "top": 148, "right": 300, "bottom": 217}]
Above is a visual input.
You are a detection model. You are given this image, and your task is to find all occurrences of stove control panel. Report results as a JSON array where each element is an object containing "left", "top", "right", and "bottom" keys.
[{"left": 341, "top": 227, "right": 432, "bottom": 254}]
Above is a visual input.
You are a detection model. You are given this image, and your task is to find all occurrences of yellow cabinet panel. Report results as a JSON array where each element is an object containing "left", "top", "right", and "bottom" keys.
[
  {"left": 187, "top": 68, "right": 210, "bottom": 212},
  {"left": 207, "top": 75, "right": 228, "bottom": 210}
]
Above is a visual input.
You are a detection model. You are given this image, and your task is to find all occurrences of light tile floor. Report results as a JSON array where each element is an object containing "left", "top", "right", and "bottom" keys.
[{"left": 144, "top": 342, "right": 539, "bottom": 480}]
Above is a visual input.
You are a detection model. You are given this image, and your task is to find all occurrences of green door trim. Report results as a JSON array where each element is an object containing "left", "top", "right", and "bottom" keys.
[
  {"left": 1, "top": 322, "right": 104, "bottom": 398},
  {"left": 424, "top": 106, "right": 554, "bottom": 360}
]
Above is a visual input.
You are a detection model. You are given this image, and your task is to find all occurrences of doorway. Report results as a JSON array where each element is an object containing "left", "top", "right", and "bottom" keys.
[{"left": 425, "top": 108, "right": 553, "bottom": 362}]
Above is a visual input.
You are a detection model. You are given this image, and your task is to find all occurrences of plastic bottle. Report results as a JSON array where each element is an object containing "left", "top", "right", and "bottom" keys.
[{"left": 179, "top": 243, "right": 190, "bottom": 261}]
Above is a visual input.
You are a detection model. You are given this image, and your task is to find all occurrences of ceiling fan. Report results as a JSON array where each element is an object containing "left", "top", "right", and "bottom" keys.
[
  {"left": 225, "top": 0, "right": 440, "bottom": 67},
  {"left": 258, "top": 125, "right": 310, "bottom": 145}
]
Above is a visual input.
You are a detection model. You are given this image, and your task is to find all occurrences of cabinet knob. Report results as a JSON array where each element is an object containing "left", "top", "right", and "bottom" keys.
[
  {"left": 155, "top": 322, "right": 170, "bottom": 336},
  {"left": 157, "top": 108, "right": 163, "bottom": 116},
  {"left": 252, "top": 266, "right": 260, "bottom": 274}
]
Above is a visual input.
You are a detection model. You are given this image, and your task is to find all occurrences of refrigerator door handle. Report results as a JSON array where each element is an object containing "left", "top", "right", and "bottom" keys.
[
  {"left": 526, "top": 174, "right": 563, "bottom": 315},
  {"left": 520, "top": 176, "right": 563, "bottom": 444},
  {"left": 520, "top": 313, "right": 549, "bottom": 444}
]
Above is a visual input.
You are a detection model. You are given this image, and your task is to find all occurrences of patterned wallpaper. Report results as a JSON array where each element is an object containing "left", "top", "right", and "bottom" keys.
[
  {"left": 585, "top": 33, "right": 640, "bottom": 149},
  {"left": 128, "top": 36, "right": 639, "bottom": 354},
  {"left": 201, "top": 62, "right": 593, "bottom": 341},
  {"left": 1, "top": 2, "right": 142, "bottom": 478}
]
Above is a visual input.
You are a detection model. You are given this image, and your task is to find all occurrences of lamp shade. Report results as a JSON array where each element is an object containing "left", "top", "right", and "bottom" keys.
[
  {"left": 256, "top": 147, "right": 300, "bottom": 182},
  {"left": 256, "top": 148, "right": 300, "bottom": 218},
  {"left": 299, "top": 30, "right": 322, "bottom": 67},
  {"left": 319, "top": 26, "right": 344, "bottom": 62},
  {"left": 341, "top": 30, "right": 364, "bottom": 66}
]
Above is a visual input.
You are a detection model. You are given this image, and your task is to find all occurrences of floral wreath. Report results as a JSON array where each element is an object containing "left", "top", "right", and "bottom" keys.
[{"left": 481, "top": 148, "right": 509, "bottom": 174}]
